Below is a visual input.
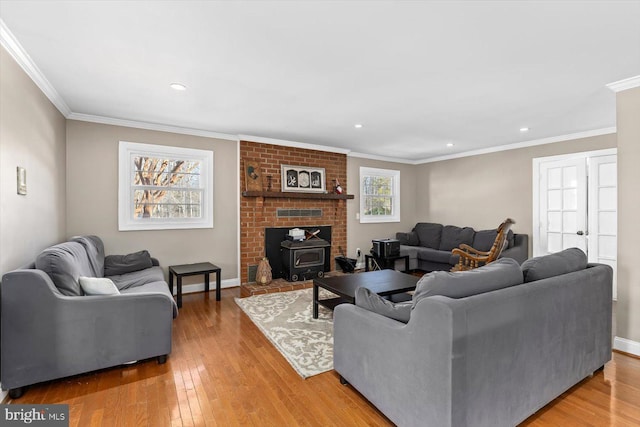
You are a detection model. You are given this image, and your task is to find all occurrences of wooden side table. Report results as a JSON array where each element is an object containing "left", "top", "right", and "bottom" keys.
[{"left": 168, "top": 262, "right": 221, "bottom": 308}]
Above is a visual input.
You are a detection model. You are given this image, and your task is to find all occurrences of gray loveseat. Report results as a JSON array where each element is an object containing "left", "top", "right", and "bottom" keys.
[
  {"left": 334, "top": 249, "right": 612, "bottom": 427},
  {"left": 396, "top": 222, "right": 528, "bottom": 271},
  {"left": 1, "top": 236, "right": 177, "bottom": 399}
]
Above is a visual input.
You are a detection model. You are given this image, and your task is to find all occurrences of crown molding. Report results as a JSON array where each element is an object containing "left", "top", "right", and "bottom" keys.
[
  {"left": 0, "top": 19, "right": 72, "bottom": 117},
  {"left": 238, "top": 134, "right": 351, "bottom": 155},
  {"left": 414, "top": 127, "right": 617, "bottom": 164},
  {"left": 347, "top": 151, "right": 417, "bottom": 165},
  {"left": 606, "top": 75, "right": 640, "bottom": 93},
  {"left": 68, "top": 113, "right": 238, "bottom": 141}
]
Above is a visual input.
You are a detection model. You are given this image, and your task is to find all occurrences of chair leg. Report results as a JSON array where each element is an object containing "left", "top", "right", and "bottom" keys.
[{"left": 339, "top": 375, "right": 349, "bottom": 385}]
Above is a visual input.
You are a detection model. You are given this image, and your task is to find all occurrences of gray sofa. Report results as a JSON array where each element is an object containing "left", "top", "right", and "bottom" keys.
[
  {"left": 334, "top": 249, "right": 612, "bottom": 427},
  {"left": 396, "top": 222, "right": 528, "bottom": 271},
  {"left": 1, "top": 236, "right": 177, "bottom": 399}
]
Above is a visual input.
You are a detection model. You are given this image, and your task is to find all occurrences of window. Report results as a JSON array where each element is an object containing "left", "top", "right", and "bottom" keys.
[
  {"left": 118, "top": 141, "right": 213, "bottom": 231},
  {"left": 359, "top": 167, "right": 400, "bottom": 223}
]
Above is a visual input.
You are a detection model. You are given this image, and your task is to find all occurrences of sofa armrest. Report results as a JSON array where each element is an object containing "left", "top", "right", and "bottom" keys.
[
  {"left": 1, "top": 269, "right": 173, "bottom": 390},
  {"left": 500, "top": 234, "right": 528, "bottom": 264},
  {"left": 334, "top": 298, "right": 458, "bottom": 426}
]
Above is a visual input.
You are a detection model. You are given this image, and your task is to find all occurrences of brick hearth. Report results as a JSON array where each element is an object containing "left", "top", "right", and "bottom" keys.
[{"left": 239, "top": 270, "right": 346, "bottom": 298}]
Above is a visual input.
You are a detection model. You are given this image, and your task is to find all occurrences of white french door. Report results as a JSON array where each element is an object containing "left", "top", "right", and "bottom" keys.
[{"left": 533, "top": 149, "right": 617, "bottom": 298}]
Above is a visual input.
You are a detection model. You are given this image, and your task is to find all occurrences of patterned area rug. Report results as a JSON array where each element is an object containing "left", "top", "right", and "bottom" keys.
[{"left": 235, "top": 288, "right": 336, "bottom": 378}]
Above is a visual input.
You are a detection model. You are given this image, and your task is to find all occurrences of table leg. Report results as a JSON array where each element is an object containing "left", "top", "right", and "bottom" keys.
[
  {"left": 168, "top": 270, "right": 174, "bottom": 295},
  {"left": 216, "top": 269, "right": 221, "bottom": 301},
  {"left": 177, "top": 276, "right": 183, "bottom": 308},
  {"left": 205, "top": 273, "right": 210, "bottom": 293},
  {"left": 404, "top": 256, "right": 409, "bottom": 272},
  {"left": 313, "top": 283, "right": 319, "bottom": 319}
]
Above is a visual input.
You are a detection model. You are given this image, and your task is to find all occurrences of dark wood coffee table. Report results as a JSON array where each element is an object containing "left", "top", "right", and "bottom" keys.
[{"left": 312, "top": 270, "right": 419, "bottom": 319}]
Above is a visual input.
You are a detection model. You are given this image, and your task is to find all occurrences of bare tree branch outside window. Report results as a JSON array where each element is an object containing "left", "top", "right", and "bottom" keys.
[{"left": 132, "top": 156, "right": 202, "bottom": 219}]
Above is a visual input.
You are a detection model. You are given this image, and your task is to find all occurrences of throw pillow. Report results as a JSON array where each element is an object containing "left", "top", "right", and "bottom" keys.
[
  {"left": 439, "top": 225, "right": 475, "bottom": 251},
  {"left": 104, "top": 250, "right": 153, "bottom": 276},
  {"left": 521, "top": 247, "right": 587, "bottom": 283},
  {"left": 355, "top": 287, "right": 412, "bottom": 323},
  {"left": 412, "top": 257, "right": 524, "bottom": 308},
  {"left": 78, "top": 277, "right": 120, "bottom": 295}
]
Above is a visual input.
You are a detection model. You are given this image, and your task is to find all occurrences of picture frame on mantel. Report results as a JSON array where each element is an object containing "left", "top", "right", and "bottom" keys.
[
  {"left": 244, "top": 160, "right": 263, "bottom": 192},
  {"left": 281, "top": 164, "right": 325, "bottom": 193}
]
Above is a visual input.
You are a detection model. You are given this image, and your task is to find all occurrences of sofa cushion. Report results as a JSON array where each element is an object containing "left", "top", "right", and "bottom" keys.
[
  {"left": 412, "top": 258, "right": 524, "bottom": 306},
  {"left": 71, "top": 235, "right": 105, "bottom": 277},
  {"left": 78, "top": 277, "right": 120, "bottom": 295},
  {"left": 396, "top": 231, "right": 419, "bottom": 246},
  {"left": 355, "top": 287, "right": 412, "bottom": 323},
  {"left": 521, "top": 247, "right": 587, "bottom": 283},
  {"left": 472, "top": 229, "right": 515, "bottom": 252},
  {"left": 439, "top": 225, "right": 475, "bottom": 251},
  {"left": 120, "top": 280, "right": 178, "bottom": 318},
  {"left": 104, "top": 250, "right": 154, "bottom": 276},
  {"left": 414, "top": 247, "right": 453, "bottom": 264},
  {"left": 414, "top": 223, "right": 443, "bottom": 249},
  {"left": 36, "top": 242, "right": 94, "bottom": 296},
  {"left": 107, "top": 265, "right": 165, "bottom": 290}
]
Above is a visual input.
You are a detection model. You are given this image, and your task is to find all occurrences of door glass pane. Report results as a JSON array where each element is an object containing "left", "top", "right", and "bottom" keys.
[
  {"left": 548, "top": 212, "right": 562, "bottom": 232},
  {"left": 548, "top": 190, "right": 562, "bottom": 210},
  {"left": 547, "top": 168, "right": 562, "bottom": 188},
  {"left": 563, "top": 189, "right": 577, "bottom": 210},
  {"left": 548, "top": 233, "right": 562, "bottom": 252},
  {"left": 562, "top": 166, "right": 578, "bottom": 188},
  {"left": 598, "top": 236, "right": 617, "bottom": 258},
  {"left": 562, "top": 211, "right": 578, "bottom": 233},
  {"left": 599, "top": 187, "right": 617, "bottom": 210},
  {"left": 599, "top": 212, "right": 617, "bottom": 235},
  {"left": 598, "top": 163, "right": 617, "bottom": 186}
]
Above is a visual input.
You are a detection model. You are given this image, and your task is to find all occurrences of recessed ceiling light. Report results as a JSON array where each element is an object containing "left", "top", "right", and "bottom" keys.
[
  {"left": 446, "top": 143, "right": 454, "bottom": 147},
  {"left": 170, "top": 83, "right": 187, "bottom": 91},
  {"left": 520, "top": 127, "right": 530, "bottom": 132},
  {"left": 354, "top": 124, "right": 363, "bottom": 129}
]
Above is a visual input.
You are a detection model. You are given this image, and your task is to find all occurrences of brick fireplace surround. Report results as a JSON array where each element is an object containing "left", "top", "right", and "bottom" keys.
[{"left": 239, "top": 140, "right": 348, "bottom": 292}]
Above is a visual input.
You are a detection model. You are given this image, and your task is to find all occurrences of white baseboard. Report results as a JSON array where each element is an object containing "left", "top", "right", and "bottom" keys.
[
  {"left": 613, "top": 336, "right": 640, "bottom": 357},
  {"left": 0, "top": 388, "right": 7, "bottom": 403},
  {"left": 175, "top": 278, "right": 239, "bottom": 296}
]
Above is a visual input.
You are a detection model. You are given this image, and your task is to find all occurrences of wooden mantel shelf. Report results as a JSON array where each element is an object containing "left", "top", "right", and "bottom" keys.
[{"left": 242, "top": 191, "right": 354, "bottom": 200}]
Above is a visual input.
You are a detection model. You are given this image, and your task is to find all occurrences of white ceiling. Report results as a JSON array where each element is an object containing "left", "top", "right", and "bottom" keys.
[{"left": 1, "top": 1, "right": 639, "bottom": 161}]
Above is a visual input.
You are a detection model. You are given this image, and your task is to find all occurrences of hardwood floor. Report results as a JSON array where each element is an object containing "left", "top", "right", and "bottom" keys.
[{"left": 5, "top": 288, "right": 640, "bottom": 426}]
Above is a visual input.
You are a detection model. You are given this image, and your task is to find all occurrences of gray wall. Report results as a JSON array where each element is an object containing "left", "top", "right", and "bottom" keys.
[
  {"left": 65, "top": 120, "right": 239, "bottom": 283},
  {"left": 414, "top": 133, "right": 616, "bottom": 253},
  {"left": 346, "top": 156, "right": 418, "bottom": 264},
  {"left": 616, "top": 86, "right": 640, "bottom": 344},
  {"left": 0, "top": 47, "right": 67, "bottom": 274}
]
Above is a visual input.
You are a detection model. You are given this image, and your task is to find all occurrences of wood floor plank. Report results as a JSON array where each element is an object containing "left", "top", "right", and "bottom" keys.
[{"left": 5, "top": 288, "right": 640, "bottom": 426}]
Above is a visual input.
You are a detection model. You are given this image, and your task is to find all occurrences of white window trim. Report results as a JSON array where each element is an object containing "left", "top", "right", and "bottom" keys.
[
  {"left": 118, "top": 141, "right": 214, "bottom": 231},
  {"left": 359, "top": 166, "right": 401, "bottom": 223}
]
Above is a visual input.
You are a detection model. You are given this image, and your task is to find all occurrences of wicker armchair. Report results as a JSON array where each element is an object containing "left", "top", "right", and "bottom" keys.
[{"left": 451, "top": 218, "right": 515, "bottom": 271}]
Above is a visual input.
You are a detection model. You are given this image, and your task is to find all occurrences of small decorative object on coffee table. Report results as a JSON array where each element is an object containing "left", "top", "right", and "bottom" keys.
[
  {"left": 168, "top": 262, "right": 221, "bottom": 308},
  {"left": 312, "top": 270, "right": 418, "bottom": 319}
]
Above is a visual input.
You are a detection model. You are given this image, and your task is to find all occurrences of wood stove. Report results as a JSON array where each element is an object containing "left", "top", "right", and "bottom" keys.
[{"left": 281, "top": 238, "right": 331, "bottom": 281}]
